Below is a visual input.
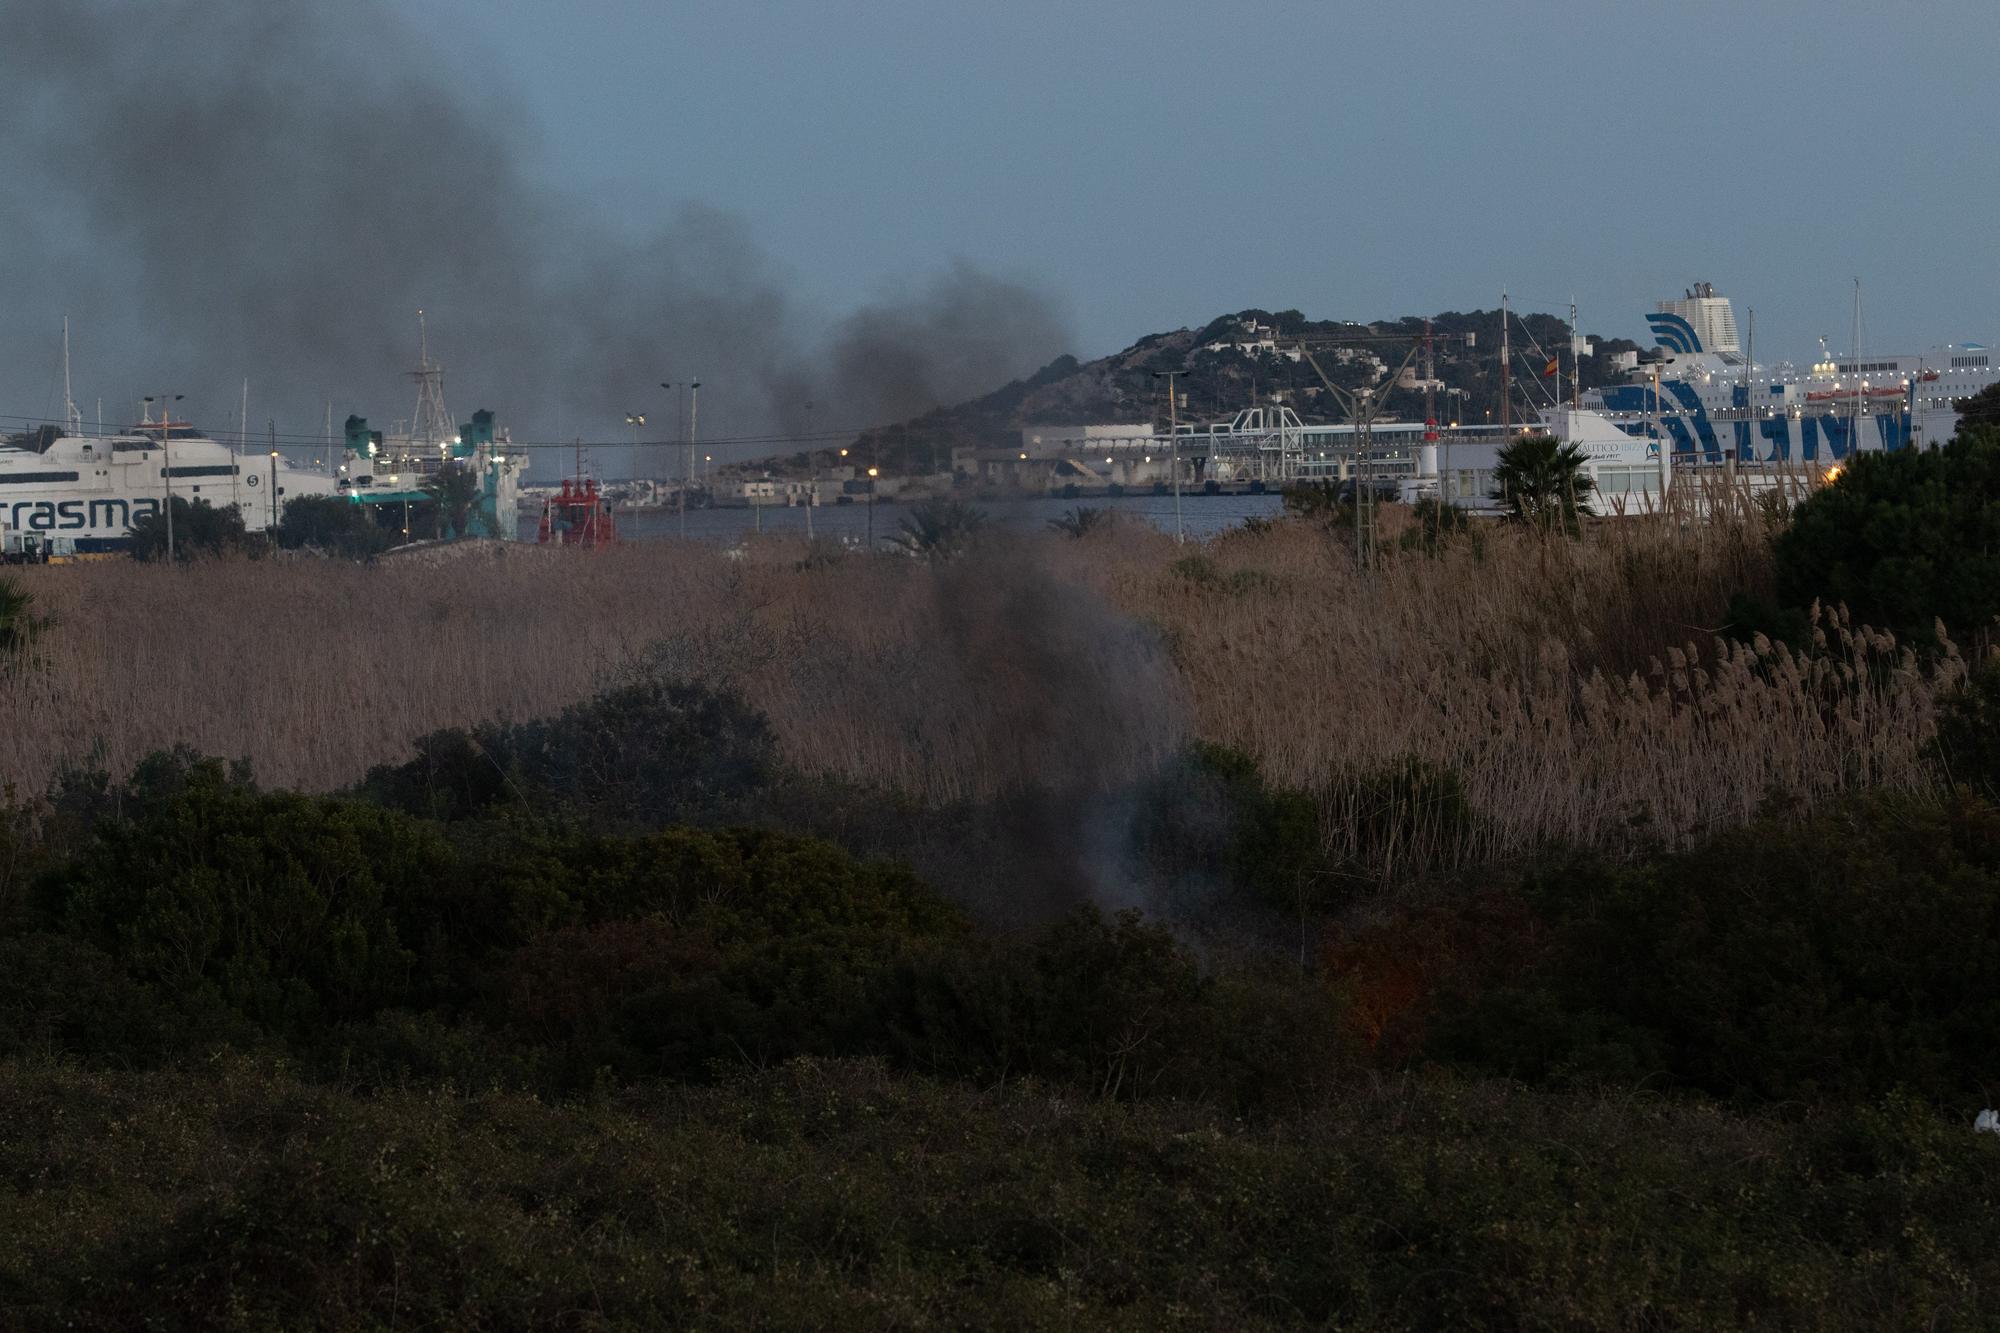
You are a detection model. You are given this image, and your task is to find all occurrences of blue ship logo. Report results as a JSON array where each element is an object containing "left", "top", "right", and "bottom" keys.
[{"left": 1645, "top": 312, "right": 1704, "bottom": 354}]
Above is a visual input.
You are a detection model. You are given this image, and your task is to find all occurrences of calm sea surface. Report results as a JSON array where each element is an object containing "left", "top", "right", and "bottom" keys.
[{"left": 516, "top": 492, "right": 1285, "bottom": 544}]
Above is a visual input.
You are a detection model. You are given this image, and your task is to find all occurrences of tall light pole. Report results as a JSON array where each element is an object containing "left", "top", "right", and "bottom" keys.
[
  {"left": 624, "top": 413, "right": 646, "bottom": 497},
  {"left": 144, "top": 394, "right": 183, "bottom": 562},
  {"left": 1151, "top": 370, "right": 1187, "bottom": 544},
  {"left": 803, "top": 400, "right": 815, "bottom": 539},
  {"left": 660, "top": 382, "right": 688, "bottom": 535},
  {"left": 866, "top": 465, "right": 879, "bottom": 548},
  {"left": 686, "top": 380, "right": 700, "bottom": 539}
]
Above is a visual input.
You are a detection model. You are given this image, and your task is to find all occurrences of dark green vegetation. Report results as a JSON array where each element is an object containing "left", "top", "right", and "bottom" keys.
[
  {"left": 10, "top": 429, "right": 2000, "bottom": 1328},
  {"left": 5, "top": 676, "right": 2000, "bottom": 1326},
  {"left": 275, "top": 493, "right": 393, "bottom": 560},
  {"left": 1776, "top": 427, "right": 2000, "bottom": 652},
  {"left": 1490, "top": 433, "right": 1596, "bottom": 533},
  {"left": 127, "top": 495, "right": 253, "bottom": 562},
  {"left": 888, "top": 497, "right": 986, "bottom": 562},
  {"left": 0, "top": 575, "right": 47, "bottom": 661}
]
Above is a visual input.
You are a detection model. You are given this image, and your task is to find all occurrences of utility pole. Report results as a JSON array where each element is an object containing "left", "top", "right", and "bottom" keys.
[
  {"left": 235, "top": 379, "right": 247, "bottom": 517},
  {"left": 1291, "top": 332, "right": 1467, "bottom": 568},
  {"left": 267, "top": 420, "right": 279, "bottom": 535},
  {"left": 686, "top": 380, "right": 700, "bottom": 539},
  {"left": 1151, "top": 369, "right": 1188, "bottom": 544},
  {"left": 144, "top": 393, "right": 184, "bottom": 562},
  {"left": 804, "top": 400, "right": 815, "bottom": 540}
]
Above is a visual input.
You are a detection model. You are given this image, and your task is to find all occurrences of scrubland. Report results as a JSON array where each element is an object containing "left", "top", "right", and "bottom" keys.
[
  {"left": 2, "top": 488, "right": 1997, "bottom": 1329},
  {"left": 3, "top": 505, "right": 1961, "bottom": 879}
]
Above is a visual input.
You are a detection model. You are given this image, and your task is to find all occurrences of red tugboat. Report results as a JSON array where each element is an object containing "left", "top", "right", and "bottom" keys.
[{"left": 536, "top": 477, "right": 618, "bottom": 547}]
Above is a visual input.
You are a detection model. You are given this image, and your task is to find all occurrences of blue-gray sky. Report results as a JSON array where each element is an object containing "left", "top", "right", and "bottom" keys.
[
  {"left": 403, "top": 0, "right": 1997, "bottom": 361},
  {"left": 1, "top": 0, "right": 1993, "bottom": 462}
]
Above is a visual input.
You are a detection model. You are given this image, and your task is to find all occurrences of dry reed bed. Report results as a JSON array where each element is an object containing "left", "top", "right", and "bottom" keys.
[
  {"left": 0, "top": 540, "right": 1184, "bottom": 802},
  {"left": 1094, "top": 515, "right": 1956, "bottom": 871},
  {"left": 0, "top": 515, "right": 1959, "bottom": 873}
]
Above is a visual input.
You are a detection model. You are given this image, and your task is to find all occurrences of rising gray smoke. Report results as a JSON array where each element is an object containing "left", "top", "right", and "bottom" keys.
[{"left": 0, "top": 0, "right": 1069, "bottom": 465}]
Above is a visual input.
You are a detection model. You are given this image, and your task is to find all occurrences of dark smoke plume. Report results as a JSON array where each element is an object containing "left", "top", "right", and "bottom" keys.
[{"left": 0, "top": 0, "right": 1070, "bottom": 468}]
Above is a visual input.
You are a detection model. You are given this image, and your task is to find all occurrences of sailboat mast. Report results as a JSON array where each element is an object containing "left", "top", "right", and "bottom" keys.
[
  {"left": 1499, "top": 292, "right": 1511, "bottom": 431},
  {"left": 62, "top": 318, "right": 81, "bottom": 436}
]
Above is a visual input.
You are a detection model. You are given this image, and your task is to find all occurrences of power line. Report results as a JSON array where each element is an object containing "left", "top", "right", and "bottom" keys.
[{"left": 0, "top": 410, "right": 902, "bottom": 456}]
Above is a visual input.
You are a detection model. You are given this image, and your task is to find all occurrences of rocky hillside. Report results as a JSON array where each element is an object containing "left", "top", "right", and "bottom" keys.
[{"left": 821, "top": 306, "right": 1642, "bottom": 474}]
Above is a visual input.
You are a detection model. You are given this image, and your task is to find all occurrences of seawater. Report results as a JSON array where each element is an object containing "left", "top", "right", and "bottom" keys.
[{"left": 516, "top": 492, "right": 1286, "bottom": 544}]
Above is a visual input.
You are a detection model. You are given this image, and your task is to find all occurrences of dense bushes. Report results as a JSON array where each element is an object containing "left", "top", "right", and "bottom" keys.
[
  {"left": 12, "top": 662, "right": 2000, "bottom": 1323},
  {"left": 360, "top": 675, "right": 776, "bottom": 827},
  {"left": 1415, "top": 792, "right": 2000, "bottom": 1105},
  {"left": 4, "top": 1057, "right": 1996, "bottom": 1330},
  {"left": 1776, "top": 427, "right": 2000, "bottom": 651}
]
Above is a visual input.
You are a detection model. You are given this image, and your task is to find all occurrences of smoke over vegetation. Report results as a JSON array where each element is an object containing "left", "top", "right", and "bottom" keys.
[{"left": 0, "top": 0, "right": 1070, "bottom": 467}]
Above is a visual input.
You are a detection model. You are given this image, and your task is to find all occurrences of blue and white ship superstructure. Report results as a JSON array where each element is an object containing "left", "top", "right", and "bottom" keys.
[{"left": 1575, "top": 282, "right": 1997, "bottom": 463}]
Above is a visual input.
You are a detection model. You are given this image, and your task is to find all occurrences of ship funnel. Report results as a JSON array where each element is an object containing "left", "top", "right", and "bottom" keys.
[{"left": 343, "top": 415, "right": 383, "bottom": 458}]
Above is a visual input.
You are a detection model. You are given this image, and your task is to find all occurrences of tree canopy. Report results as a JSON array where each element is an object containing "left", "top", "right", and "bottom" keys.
[
  {"left": 1491, "top": 434, "right": 1595, "bottom": 534},
  {"left": 127, "top": 496, "right": 252, "bottom": 562},
  {"left": 1775, "top": 427, "right": 2000, "bottom": 651}
]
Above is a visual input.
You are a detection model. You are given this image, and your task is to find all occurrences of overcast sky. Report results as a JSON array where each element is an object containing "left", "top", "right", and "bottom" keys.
[
  {"left": 404, "top": 0, "right": 1997, "bottom": 360},
  {"left": 2, "top": 0, "right": 1993, "bottom": 455}
]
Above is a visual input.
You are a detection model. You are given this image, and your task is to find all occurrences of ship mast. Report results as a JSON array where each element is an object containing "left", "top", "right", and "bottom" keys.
[
  {"left": 62, "top": 318, "right": 82, "bottom": 437},
  {"left": 410, "top": 308, "right": 454, "bottom": 456}
]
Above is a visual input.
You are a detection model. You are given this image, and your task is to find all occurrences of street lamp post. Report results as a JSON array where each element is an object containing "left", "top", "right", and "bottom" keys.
[
  {"left": 1150, "top": 371, "right": 1187, "bottom": 544},
  {"left": 268, "top": 450, "right": 279, "bottom": 532},
  {"left": 686, "top": 381, "right": 700, "bottom": 538},
  {"left": 659, "top": 381, "right": 690, "bottom": 536},
  {"left": 624, "top": 413, "right": 646, "bottom": 499},
  {"left": 144, "top": 394, "right": 184, "bottom": 561},
  {"left": 866, "top": 466, "right": 879, "bottom": 547}
]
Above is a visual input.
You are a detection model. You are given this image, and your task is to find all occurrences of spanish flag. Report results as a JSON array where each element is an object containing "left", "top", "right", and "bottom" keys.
[{"left": 1542, "top": 355, "right": 1560, "bottom": 378}]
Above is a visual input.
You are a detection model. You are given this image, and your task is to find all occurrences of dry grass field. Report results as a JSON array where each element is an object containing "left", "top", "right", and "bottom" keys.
[{"left": 0, "top": 509, "right": 1964, "bottom": 877}]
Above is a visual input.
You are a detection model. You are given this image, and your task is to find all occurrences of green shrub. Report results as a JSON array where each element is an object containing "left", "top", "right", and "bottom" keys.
[
  {"left": 1431, "top": 791, "right": 2000, "bottom": 1105},
  {"left": 1127, "top": 743, "right": 1334, "bottom": 920},
  {"left": 1775, "top": 427, "right": 2000, "bottom": 651},
  {"left": 127, "top": 496, "right": 254, "bottom": 562},
  {"left": 1934, "top": 654, "right": 2000, "bottom": 798},
  {"left": 38, "top": 769, "right": 459, "bottom": 1039},
  {"left": 360, "top": 677, "right": 775, "bottom": 829},
  {"left": 276, "top": 493, "right": 391, "bottom": 559}
]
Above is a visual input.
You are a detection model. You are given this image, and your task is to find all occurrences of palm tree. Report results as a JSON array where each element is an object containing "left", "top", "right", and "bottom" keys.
[
  {"left": 890, "top": 499, "right": 985, "bottom": 562},
  {"left": 1491, "top": 434, "right": 1595, "bottom": 535},
  {"left": 423, "top": 461, "right": 482, "bottom": 539},
  {"left": 0, "top": 576, "right": 49, "bottom": 665},
  {"left": 1048, "top": 506, "right": 1116, "bottom": 538}
]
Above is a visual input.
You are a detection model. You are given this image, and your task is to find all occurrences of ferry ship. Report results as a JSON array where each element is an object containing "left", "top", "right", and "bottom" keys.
[
  {"left": 0, "top": 416, "right": 336, "bottom": 556},
  {"left": 333, "top": 320, "right": 527, "bottom": 539},
  {"left": 1574, "top": 283, "right": 1998, "bottom": 462}
]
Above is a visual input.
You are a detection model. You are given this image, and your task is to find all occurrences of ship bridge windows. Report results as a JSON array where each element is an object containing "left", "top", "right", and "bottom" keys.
[
  {"left": 1835, "top": 362, "right": 1899, "bottom": 374},
  {"left": 1951, "top": 355, "right": 1989, "bottom": 368},
  {"left": 0, "top": 471, "right": 80, "bottom": 485}
]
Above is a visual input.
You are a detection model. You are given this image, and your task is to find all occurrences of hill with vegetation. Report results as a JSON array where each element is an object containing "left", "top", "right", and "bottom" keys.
[{"left": 826, "top": 306, "right": 1643, "bottom": 474}]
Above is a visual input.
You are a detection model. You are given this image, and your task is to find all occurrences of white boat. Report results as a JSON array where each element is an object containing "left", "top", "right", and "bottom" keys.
[
  {"left": 1570, "top": 282, "right": 1997, "bottom": 462},
  {"left": 0, "top": 417, "right": 335, "bottom": 555}
]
